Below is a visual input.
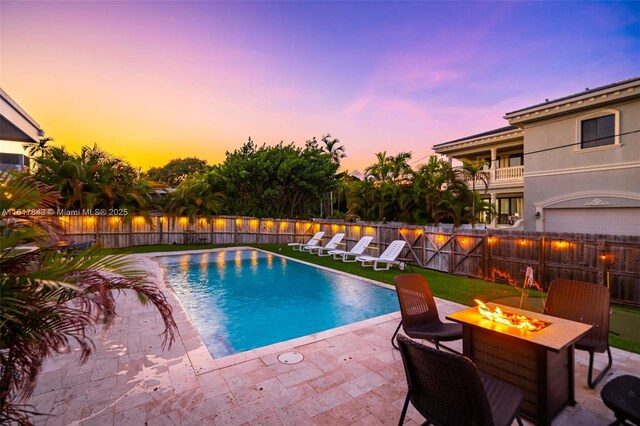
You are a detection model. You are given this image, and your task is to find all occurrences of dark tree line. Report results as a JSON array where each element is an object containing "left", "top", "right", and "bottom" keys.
[{"left": 27, "top": 136, "right": 492, "bottom": 225}]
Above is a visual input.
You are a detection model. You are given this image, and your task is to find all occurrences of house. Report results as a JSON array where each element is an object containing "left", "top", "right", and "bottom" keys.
[
  {"left": 0, "top": 87, "right": 44, "bottom": 172},
  {"left": 434, "top": 77, "right": 640, "bottom": 236},
  {"left": 433, "top": 126, "right": 525, "bottom": 227}
]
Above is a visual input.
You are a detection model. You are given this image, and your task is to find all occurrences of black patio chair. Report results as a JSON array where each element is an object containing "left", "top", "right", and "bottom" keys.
[
  {"left": 391, "top": 274, "right": 462, "bottom": 353},
  {"left": 544, "top": 278, "right": 613, "bottom": 389},
  {"left": 601, "top": 375, "right": 640, "bottom": 426},
  {"left": 396, "top": 334, "right": 524, "bottom": 426}
]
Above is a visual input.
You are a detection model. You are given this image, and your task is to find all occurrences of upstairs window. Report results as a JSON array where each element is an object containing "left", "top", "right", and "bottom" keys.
[
  {"left": 581, "top": 114, "right": 615, "bottom": 149},
  {"left": 509, "top": 154, "right": 523, "bottom": 167}
]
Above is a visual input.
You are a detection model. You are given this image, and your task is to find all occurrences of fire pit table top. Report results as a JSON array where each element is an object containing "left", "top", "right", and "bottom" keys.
[{"left": 447, "top": 303, "right": 592, "bottom": 352}]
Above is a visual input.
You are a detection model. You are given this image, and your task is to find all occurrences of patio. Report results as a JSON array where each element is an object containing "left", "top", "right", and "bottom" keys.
[{"left": 29, "top": 254, "right": 640, "bottom": 425}]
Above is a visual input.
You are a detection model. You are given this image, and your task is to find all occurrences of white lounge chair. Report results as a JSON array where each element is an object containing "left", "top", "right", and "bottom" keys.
[
  {"left": 309, "top": 233, "right": 346, "bottom": 256},
  {"left": 509, "top": 218, "right": 524, "bottom": 229},
  {"left": 287, "top": 231, "right": 325, "bottom": 251},
  {"left": 328, "top": 236, "right": 374, "bottom": 262},
  {"left": 356, "top": 240, "right": 406, "bottom": 271}
]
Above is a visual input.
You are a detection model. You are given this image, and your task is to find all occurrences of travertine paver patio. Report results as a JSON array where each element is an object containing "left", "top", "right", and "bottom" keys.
[{"left": 28, "top": 252, "right": 640, "bottom": 425}]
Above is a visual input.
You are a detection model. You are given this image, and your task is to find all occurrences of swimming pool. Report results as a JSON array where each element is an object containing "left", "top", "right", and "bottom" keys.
[{"left": 158, "top": 249, "right": 399, "bottom": 358}]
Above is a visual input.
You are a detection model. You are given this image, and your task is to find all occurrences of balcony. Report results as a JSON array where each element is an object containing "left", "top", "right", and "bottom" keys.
[
  {"left": 464, "top": 165, "right": 524, "bottom": 189},
  {"left": 493, "top": 165, "right": 523, "bottom": 182}
]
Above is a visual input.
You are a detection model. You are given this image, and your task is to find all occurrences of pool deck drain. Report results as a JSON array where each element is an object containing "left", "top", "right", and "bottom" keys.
[{"left": 277, "top": 351, "right": 304, "bottom": 364}]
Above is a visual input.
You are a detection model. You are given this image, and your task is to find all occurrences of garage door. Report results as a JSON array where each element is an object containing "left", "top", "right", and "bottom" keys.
[{"left": 544, "top": 208, "right": 640, "bottom": 236}]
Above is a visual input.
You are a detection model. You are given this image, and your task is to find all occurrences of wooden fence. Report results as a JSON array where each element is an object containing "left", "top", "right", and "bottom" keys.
[{"left": 53, "top": 215, "right": 640, "bottom": 306}]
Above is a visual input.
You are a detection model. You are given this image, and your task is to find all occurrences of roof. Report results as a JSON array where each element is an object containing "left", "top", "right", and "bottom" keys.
[
  {"left": 433, "top": 125, "right": 519, "bottom": 149},
  {"left": 0, "top": 87, "right": 44, "bottom": 142},
  {"left": 505, "top": 76, "right": 640, "bottom": 117}
]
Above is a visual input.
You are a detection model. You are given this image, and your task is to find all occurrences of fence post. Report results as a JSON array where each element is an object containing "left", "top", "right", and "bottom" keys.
[
  {"left": 538, "top": 235, "right": 545, "bottom": 289},
  {"left": 95, "top": 216, "right": 101, "bottom": 245},
  {"left": 598, "top": 239, "right": 606, "bottom": 286},
  {"left": 483, "top": 234, "right": 489, "bottom": 279},
  {"left": 127, "top": 218, "right": 132, "bottom": 247},
  {"left": 234, "top": 218, "right": 238, "bottom": 244},
  {"left": 257, "top": 219, "right": 261, "bottom": 244},
  {"left": 449, "top": 230, "right": 455, "bottom": 274},
  {"left": 422, "top": 228, "right": 426, "bottom": 267}
]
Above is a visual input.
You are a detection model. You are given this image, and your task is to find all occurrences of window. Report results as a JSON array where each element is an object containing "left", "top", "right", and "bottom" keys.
[
  {"left": 483, "top": 157, "right": 491, "bottom": 170},
  {"left": 0, "top": 153, "right": 21, "bottom": 165},
  {"left": 497, "top": 196, "right": 523, "bottom": 225},
  {"left": 581, "top": 114, "right": 614, "bottom": 149},
  {"left": 508, "top": 154, "right": 523, "bottom": 167}
]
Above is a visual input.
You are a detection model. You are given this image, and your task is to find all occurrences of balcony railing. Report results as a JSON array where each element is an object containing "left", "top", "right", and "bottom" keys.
[
  {"left": 464, "top": 165, "right": 524, "bottom": 188},
  {"left": 493, "top": 165, "right": 524, "bottom": 181}
]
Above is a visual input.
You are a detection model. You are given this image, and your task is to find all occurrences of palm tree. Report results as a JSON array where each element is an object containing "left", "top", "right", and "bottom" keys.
[
  {"left": 410, "top": 156, "right": 465, "bottom": 224},
  {"left": 320, "top": 134, "right": 346, "bottom": 164},
  {"left": 462, "top": 158, "right": 490, "bottom": 225},
  {"left": 166, "top": 171, "right": 226, "bottom": 217},
  {"left": 0, "top": 172, "right": 177, "bottom": 424},
  {"left": 320, "top": 134, "right": 346, "bottom": 217},
  {"left": 24, "top": 137, "right": 54, "bottom": 158},
  {"left": 31, "top": 143, "right": 152, "bottom": 212},
  {"left": 364, "top": 151, "right": 389, "bottom": 181},
  {"left": 389, "top": 152, "right": 412, "bottom": 183}
]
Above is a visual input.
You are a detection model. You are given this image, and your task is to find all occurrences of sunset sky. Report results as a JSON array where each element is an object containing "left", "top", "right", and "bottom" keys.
[{"left": 2, "top": 1, "right": 639, "bottom": 172}]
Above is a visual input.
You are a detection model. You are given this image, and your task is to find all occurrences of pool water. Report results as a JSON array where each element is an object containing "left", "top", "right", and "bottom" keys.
[{"left": 158, "top": 249, "right": 399, "bottom": 358}]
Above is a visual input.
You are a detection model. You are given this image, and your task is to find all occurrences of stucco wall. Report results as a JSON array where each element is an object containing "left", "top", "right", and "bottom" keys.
[{"left": 521, "top": 98, "right": 640, "bottom": 232}]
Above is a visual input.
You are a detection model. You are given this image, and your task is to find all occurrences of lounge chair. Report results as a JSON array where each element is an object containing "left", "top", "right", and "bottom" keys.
[
  {"left": 308, "top": 233, "right": 345, "bottom": 256},
  {"left": 356, "top": 240, "right": 406, "bottom": 271},
  {"left": 328, "top": 236, "right": 373, "bottom": 262},
  {"left": 396, "top": 334, "right": 523, "bottom": 426},
  {"left": 391, "top": 274, "right": 462, "bottom": 352},
  {"left": 287, "top": 231, "right": 325, "bottom": 251},
  {"left": 509, "top": 218, "right": 524, "bottom": 229},
  {"left": 544, "top": 278, "right": 612, "bottom": 388}
]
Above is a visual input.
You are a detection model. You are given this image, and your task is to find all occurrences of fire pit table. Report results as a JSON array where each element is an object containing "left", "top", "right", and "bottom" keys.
[{"left": 447, "top": 303, "right": 592, "bottom": 426}]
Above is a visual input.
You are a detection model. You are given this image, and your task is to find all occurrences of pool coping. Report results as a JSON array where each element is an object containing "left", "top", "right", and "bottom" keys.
[{"left": 145, "top": 246, "right": 402, "bottom": 373}]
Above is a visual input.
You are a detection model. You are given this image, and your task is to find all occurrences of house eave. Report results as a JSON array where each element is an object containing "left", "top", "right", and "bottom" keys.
[
  {"left": 504, "top": 78, "right": 640, "bottom": 125},
  {"left": 0, "top": 87, "right": 44, "bottom": 143},
  {"left": 433, "top": 128, "right": 524, "bottom": 155}
]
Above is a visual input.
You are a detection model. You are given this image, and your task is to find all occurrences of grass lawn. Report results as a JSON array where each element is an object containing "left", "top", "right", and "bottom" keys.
[{"left": 107, "top": 243, "right": 640, "bottom": 354}]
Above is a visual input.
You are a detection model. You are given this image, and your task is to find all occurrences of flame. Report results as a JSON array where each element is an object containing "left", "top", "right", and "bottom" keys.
[
  {"left": 474, "top": 300, "right": 548, "bottom": 332},
  {"left": 488, "top": 268, "right": 544, "bottom": 292}
]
